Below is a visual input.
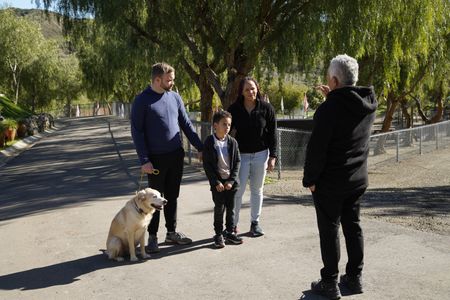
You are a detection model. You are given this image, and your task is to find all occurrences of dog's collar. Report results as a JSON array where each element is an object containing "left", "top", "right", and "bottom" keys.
[{"left": 133, "top": 199, "right": 146, "bottom": 215}]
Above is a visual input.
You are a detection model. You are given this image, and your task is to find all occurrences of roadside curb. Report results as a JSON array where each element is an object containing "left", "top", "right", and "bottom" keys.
[{"left": 0, "top": 122, "right": 63, "bottom": 168}]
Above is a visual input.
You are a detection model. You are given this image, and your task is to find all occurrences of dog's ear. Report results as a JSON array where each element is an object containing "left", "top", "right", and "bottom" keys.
[{"left": 137, "top": 190, "right": 147, "bottom": 201}]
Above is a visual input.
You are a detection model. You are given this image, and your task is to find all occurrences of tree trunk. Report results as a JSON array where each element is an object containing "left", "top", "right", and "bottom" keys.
[
  {"left": 400, "top": 99, "right": 413, "bottom": 146},
  {"left": 374, "top": 92, "right": 398, "bottom": 155}
]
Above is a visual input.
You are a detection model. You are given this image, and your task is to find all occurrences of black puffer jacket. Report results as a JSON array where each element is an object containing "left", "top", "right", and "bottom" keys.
[{"left": 302, "top": 86, "right": 378, "bottom": 193}]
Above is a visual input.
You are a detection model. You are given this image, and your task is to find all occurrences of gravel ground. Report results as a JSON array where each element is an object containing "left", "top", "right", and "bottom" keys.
[{"left": 264, "top": 147, "right": 450, "bottom": 235}]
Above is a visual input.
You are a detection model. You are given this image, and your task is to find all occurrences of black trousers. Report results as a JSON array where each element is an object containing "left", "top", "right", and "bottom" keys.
[
  {"left": 211, "top": 187, "right": 237, "bottom": 235},
  {"left": 312, "top": 187, "right": 366, "bottom": 282},
  {"left": 147, "top": 148, "right": 185, "bottom": 235}
]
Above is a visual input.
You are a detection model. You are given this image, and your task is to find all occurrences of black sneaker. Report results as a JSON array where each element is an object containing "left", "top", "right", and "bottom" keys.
[
  {"left": 311, "top": 279, "right": 341, "bottom": 300},
  {"left": 223, "top": 231, "right": 243, "bottom": 244},
  {"left": 213, "top": 234, "right": 225, "bottom": 248},
  {"left": 250, "top": 221, "right": 264, "bottom": 237},
  {"left": 340, "top": 274, "right": 363, "bottom": 294},
  {"left": 147, "top": 234, "right": 160, "bottom": 253}
]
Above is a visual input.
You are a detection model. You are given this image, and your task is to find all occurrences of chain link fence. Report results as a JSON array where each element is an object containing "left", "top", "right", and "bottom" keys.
[
  {"left": 108, "top": 102, "right": 449, "bottom": 178},
  {"left": 368, "top": 120, "right": 450, "bottom": 167},
  {"left": 184, "top": 120, "right": 450, "bottom": 178}
]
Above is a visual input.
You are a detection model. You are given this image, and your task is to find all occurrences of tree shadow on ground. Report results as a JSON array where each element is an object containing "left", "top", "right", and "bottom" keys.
[
  {"left": 363, "top": 186, "right": 450, "bottom": 217},
  {"left": 264, "top": 186, "right": 450, "bottom": 218}
]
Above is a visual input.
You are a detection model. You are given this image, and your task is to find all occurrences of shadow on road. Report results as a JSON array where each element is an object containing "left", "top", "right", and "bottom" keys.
[{"left": 0, "top": 254, "right": 122, "bottom": 290}]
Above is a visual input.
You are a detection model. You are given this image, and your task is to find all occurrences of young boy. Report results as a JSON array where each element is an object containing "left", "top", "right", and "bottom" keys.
[{"left": 203, "top": 110, "right": 243, "bottom": 248}]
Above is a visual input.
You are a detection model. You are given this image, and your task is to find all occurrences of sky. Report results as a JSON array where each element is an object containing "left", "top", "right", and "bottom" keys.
[{"left": 1, "top": 0, "right": 57, "bottom": 10}]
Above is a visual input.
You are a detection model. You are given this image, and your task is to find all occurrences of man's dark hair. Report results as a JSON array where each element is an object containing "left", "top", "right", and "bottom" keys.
[
  {"left": 151, "top": 62, "right": 174, "bottom": 81},
  {"left": 212, "top": 110, "right": 232, "bottom": 124}
]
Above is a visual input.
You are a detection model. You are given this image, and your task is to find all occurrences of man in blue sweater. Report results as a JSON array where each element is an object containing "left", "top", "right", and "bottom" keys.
[
  {"left": 131, "top": 62, "right": 203, "bottom": 253},
  {"left": 303, "top": 55, "right": 377, "bottom": 299}
]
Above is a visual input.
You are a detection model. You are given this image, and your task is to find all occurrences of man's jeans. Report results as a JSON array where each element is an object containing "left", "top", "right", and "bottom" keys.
[{"left": 234, "top": 149, "right": 269, "bottom": 226}]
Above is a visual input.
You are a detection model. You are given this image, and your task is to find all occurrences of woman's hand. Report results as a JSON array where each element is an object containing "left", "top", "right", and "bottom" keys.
[{"left": 267, "top": 157, "right": 276, "bottom": 172}]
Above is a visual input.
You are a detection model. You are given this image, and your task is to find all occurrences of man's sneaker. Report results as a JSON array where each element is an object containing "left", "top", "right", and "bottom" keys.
[
  {"left": 311, "top": 279, "right": 341, "bottom": 300},
  {"left": 223, "top": 231, "right": 243, "bottom": 244},
  {"left": 147, "top": 234, "right": 160, "bottom": 253},
  {"left": 340, "top": 274, "right": 363, "bottom": 294},
  {"left": 165, "top": 231, "right": 192, "bottom": 245},
  {"left": 213, "top": 234, "right": 225, "bottom": 248},
  {"left": 250, "top": 221, "right": 264, "bottom": 237}
]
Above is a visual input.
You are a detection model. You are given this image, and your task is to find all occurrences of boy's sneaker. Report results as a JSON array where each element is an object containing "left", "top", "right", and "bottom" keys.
[
  {"left": 250, "top": 221, "right": 264, "bottom": 237},
  {"left": 223, "top": 231, "right": 243, "bottom": 244},
  {"left": 165, "top": 231, "right": 192, "bottom": 245},
  {"left": 213, "top": 234, "right": 225, "bottom": 248},
  {"left": 340, "top": 274, "right": 363, "bottom": 294},
  {"left": 311, "top": 279, "right": 341, "bottom": 300},
  {"left": 147, "top": 234, "right": 160, "bottom": 253}
]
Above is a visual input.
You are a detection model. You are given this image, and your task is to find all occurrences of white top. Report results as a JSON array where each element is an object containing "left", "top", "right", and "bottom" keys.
[{"left": 213, "top": 135, "right": 230, "bottom": 180}]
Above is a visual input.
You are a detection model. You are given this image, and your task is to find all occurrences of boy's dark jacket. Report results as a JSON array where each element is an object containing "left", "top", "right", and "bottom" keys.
[
  {"left": 203, "top": 134, "right": 241, "bottom": 191},
  {"left": 302, "top": 86, "right": 378, "bottom": 193}
]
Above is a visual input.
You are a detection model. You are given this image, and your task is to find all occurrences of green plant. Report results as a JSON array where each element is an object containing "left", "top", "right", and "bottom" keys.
[{"left": 2, "top": 118, "right": 18, "bottom": 129}]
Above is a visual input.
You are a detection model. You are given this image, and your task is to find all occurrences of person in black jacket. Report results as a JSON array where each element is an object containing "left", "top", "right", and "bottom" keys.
[
  {"left": 228, "top": 77, "right": 277, "bottom": 237},
  {"left": 303, "top": 54, "right": 377, "bottom": 299},
  {"left": 203, "top": 110, "right": 243, "bottom": 248}
]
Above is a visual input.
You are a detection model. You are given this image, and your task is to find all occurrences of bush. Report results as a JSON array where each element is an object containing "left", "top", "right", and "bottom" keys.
[{"left": 2, "top": 118, "right": 18, "bottom": 129}]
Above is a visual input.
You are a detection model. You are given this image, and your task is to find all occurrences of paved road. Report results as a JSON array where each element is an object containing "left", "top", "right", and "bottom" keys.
[{"left": 1, "top": 116, "right": 449, "bottom": 299}]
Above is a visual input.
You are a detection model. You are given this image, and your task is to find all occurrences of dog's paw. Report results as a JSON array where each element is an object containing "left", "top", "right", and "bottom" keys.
[
  {"left": 130, "top": 256, "right": 139, "bottom": 262},
  {"left": 142, "top": 253, "right": 151, "bottom": 259},
  {"left": 115, "top": 256, "right": 124, "bottom": 262}
]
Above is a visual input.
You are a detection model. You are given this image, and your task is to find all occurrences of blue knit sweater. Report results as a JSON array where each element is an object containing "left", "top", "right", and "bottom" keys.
[{"left": 131, "top": 86, "right": 203, "bottom": 165}]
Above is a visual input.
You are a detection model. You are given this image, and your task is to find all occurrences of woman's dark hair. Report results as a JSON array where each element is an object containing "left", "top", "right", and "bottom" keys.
[
  {"left": 235, "top": 77, "right": 262, "bottom": 103},
  {"left": 212, "top": 110, "right": 232, "bottom": 124}
]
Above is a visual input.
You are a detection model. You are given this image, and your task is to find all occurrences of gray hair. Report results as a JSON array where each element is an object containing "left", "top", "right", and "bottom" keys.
[{"left": 328, "top": 54, "right": 359, "bottom": 86}]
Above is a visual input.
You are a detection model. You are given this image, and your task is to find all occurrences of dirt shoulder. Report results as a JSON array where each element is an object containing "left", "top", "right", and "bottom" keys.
[{"left": 265, "top": 147, "right": 450, "bottom": 235}]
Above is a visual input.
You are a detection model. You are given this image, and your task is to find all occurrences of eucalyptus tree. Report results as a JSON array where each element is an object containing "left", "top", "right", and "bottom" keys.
[
  {"left": 42, "top": 0, "right": 326, "bottom": 121},
  {"left": 0, "top": 9, "right": 44, "bottom": 104},
  {"left": 42, "top": 0, "right": 449, "bottom": 124},
  {"left": 20, "top": 40, "right": 60, "bottom": 112},
  {"left": 322, "top": 0, "right": 449, "bottom": 132}
]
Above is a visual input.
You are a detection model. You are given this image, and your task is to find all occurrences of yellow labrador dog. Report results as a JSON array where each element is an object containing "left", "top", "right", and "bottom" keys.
[{"left": 106, "top": 188, "right": 167, "bottom": 262}]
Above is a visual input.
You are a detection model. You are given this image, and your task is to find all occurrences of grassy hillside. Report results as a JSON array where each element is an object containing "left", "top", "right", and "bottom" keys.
[
  {"left": 11, "top": 8, "right": 64, "bottom": 41},
  {"left": 0, "top": 94, "right": 32, "bottom": 119}
]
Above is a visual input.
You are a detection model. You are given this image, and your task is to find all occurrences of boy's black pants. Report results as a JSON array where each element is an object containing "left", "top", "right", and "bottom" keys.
[
  {"left": 312, "top": 187, "right": 366, "bottom": 282},
  {"left": 146, "top": 148, "right": 184, "bottom": 235},
  {"left": 211, "top": 187, "right": 237, "bottom": 235}
]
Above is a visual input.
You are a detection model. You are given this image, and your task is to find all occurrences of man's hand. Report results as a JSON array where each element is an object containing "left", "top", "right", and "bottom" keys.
[
  {"left": 308, "top": 185, "right": 316, "bottom": 193},
  {"left": 141, "top": 162, "right": 155, "bottom": 174},
  {"left": 224, "top": 182, "right": 233, "bottom": 190},
  {"left": 267, "top": 157, "right": 276, "bottom": 172},
  {"left": 315, "top": 85, "right": 330, "bottom": 97},
  {"left": 216, "top": 183, "right": 225, "bottom": 192}
]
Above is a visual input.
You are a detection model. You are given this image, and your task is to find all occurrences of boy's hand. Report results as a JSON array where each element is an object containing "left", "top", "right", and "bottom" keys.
[
  {"left": 224, "top": 182, "right": 233, "bottom": 190},
  {"left": 216, "top": 183, "right": 224, "bottom": 192}
]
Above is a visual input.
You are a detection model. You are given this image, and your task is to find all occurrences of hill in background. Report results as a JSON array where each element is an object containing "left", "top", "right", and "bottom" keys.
[{"left": 10, "top": 8, "right": 64, "bottom": 41}]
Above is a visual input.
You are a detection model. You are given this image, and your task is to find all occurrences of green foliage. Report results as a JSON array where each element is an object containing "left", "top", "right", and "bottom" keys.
[
  {"left": 2, "top": 118, "right": 18, "bottom": 129},
  {"left": 0, "top": 94, "right": 32, "bottom": 119},
  {"left": 0, "top": 8, "right": 84, "bottom": 114},
  {"left": 266, "top": 81, "right": 307, "bottom": 114}
]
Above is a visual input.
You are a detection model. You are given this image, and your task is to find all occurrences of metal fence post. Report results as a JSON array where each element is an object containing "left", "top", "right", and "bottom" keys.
[
  {"left": 396, "top": 132, "right": 400, "bottom": 162},
  {"left": 419, "top": 127, "right": 423, "bottom": 155},
  {"left": 277, "top": 129, "right": 282, "bottom": 180},
  {"left": 435, "top": 125, "right": 439, "bottom": 150}
]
